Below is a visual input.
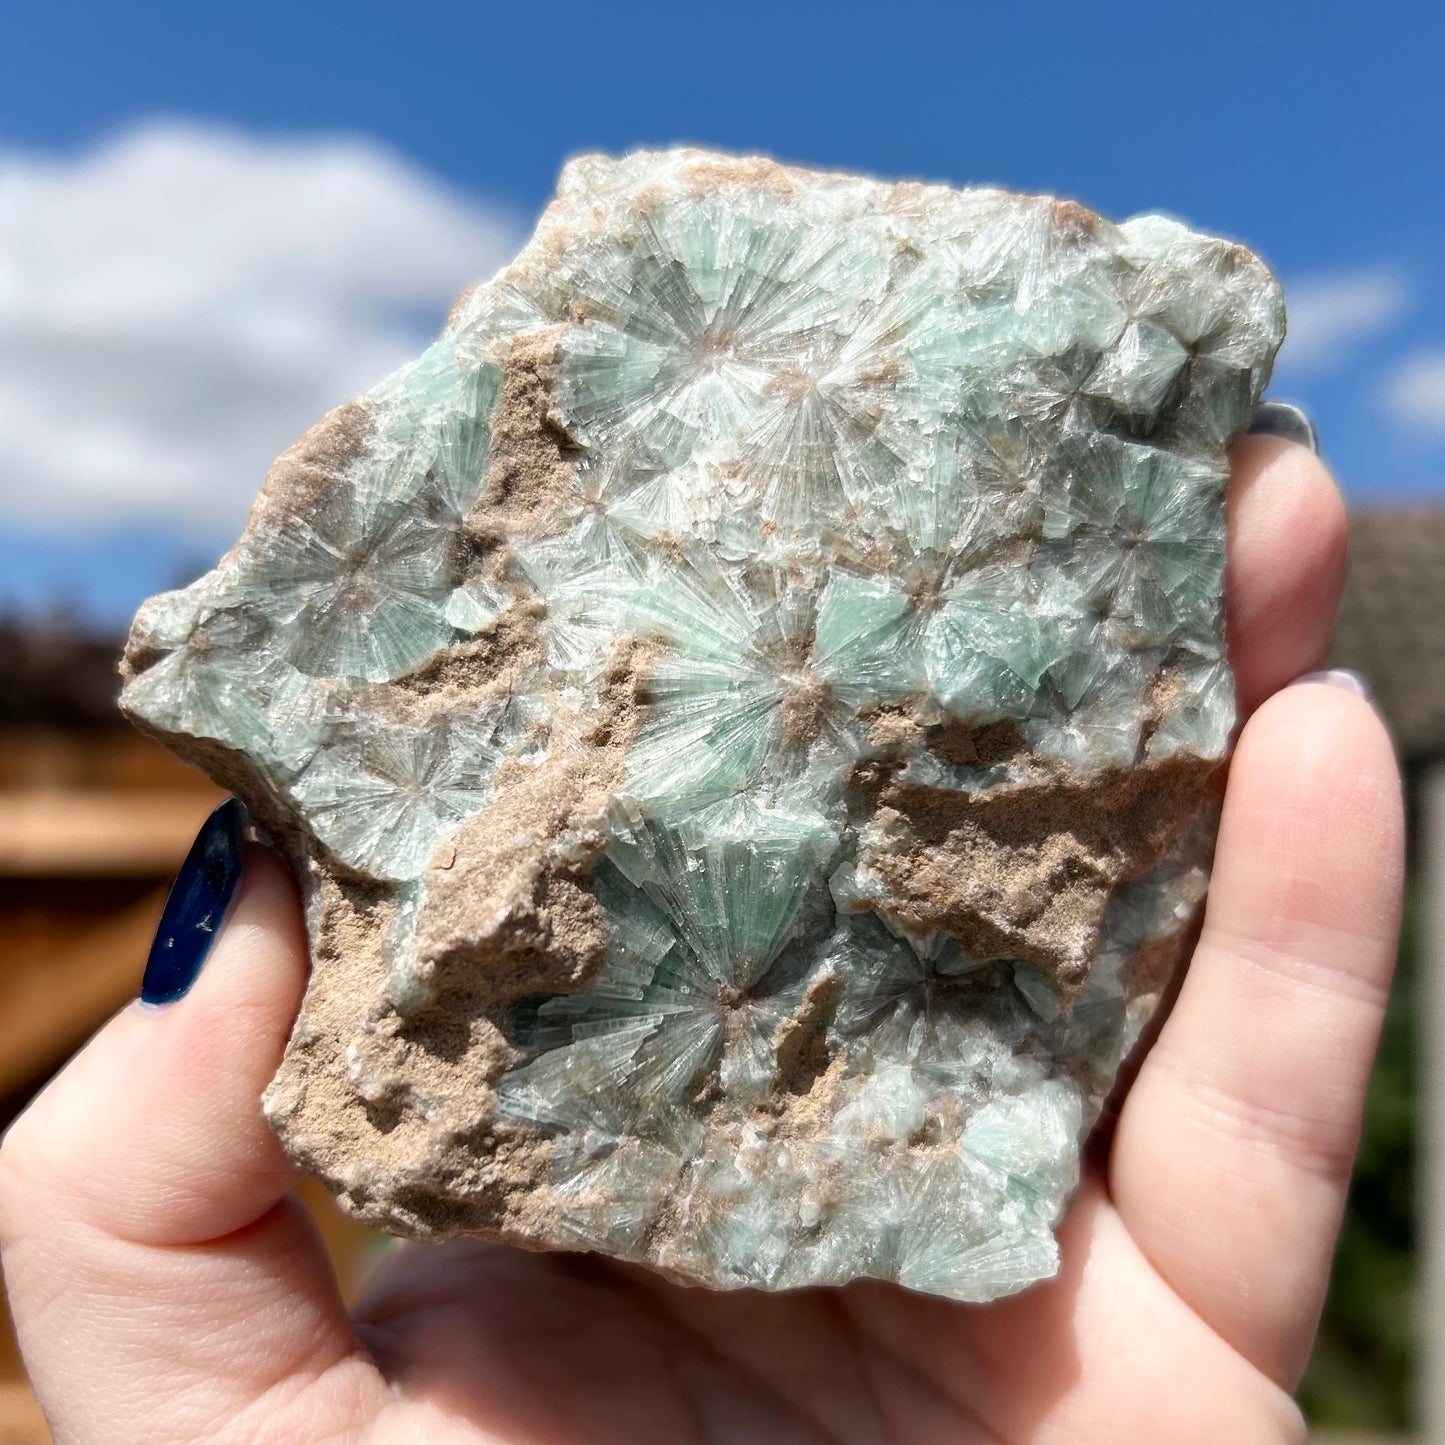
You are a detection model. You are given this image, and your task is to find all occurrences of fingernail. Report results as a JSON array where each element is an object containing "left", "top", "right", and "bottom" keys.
[
  {"left": 1248, "top": 400, "right": 1320, "bottom": 455},
  {"left": 1290, "top": 668, "right": 1372, "bottom": 701},
  {"left": 141, "top": 798, "right": 248, "bottom": 1005}
]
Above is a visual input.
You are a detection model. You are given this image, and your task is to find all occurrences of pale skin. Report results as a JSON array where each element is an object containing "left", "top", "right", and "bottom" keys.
[{"left": 0, "top": 435, "right": 1405, "bottom": 1443}]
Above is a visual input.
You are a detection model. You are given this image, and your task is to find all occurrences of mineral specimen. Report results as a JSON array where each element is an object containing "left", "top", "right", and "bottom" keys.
[{"left": 121, "top": 149, "right": 1285, "bottom": 1302}]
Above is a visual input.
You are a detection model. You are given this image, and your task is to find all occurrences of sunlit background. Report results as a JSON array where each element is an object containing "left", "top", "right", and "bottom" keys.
[{"left": 0, "top": 2, "right": 1441, "bottom": 1439}]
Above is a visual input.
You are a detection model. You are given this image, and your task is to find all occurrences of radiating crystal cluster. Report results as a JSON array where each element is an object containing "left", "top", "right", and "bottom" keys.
[{"left": 122, "top": 150, "right": 1284, "bottom": 1302}]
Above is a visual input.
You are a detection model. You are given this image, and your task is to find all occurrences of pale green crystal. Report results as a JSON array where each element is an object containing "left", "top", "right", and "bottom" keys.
[{"left": 121, "top": 149, "right": 1284, "bottom": 1304}]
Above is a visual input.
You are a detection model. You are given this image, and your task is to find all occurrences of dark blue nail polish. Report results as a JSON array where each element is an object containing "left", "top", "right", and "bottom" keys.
[
  {"left": 1247, "top": 399, "right": 1320, "bottom": 454},
  {"left": 141, "top": 798, "right": 248, "bottom": 1004}
]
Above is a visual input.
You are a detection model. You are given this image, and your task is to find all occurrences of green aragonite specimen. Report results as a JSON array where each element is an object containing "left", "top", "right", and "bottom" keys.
[{"left": 120, "top": 149, "right": 1284, "bottom": 1302}]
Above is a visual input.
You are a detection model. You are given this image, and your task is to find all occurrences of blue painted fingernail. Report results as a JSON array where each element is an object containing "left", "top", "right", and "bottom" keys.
[
  {"left": 1248, "top": 400, "right": 1320, "bottom": 454},
  {"left": 141, "top": 798, "right": 248, "bottom": 1005}
]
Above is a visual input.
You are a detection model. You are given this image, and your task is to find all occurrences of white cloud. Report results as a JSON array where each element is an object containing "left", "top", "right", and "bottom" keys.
[
  {"left": 1275, "top": 267, "right": 1410, "bottom": 374},
  {"left": 1382, "top": 349, "right": 1445, "bottom": 437},
  {"left": 0, "top": 121, "right": 523, "bottom": 534}
]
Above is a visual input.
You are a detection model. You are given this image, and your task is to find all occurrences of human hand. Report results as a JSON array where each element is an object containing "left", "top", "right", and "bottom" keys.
[{"left": 0, "top": 432, "right": 1403, "bottom": 1444}]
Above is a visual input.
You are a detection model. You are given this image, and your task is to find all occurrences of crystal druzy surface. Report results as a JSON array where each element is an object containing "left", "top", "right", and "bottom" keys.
[{"left": 121, "top": 150, "right": 1285, "bottom": 1302}]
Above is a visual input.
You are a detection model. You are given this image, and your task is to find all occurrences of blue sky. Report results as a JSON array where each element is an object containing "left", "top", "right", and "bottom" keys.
[{"left": 1, "top": 0, "right": 1442, "bottom": 621}]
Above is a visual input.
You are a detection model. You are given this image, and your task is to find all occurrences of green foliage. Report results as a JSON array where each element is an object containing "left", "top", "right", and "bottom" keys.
[{"left": 1301, "top": 862, "right": 1419, "bottom": 1429}]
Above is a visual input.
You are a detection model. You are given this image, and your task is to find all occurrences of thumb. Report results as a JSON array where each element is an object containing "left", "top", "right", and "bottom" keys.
[{"left": 0, "top": 800, "right": 385, "bottom": 1444}]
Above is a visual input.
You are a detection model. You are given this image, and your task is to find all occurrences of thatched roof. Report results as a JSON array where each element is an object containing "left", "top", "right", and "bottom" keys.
[{"left": 1328, "top": 508, "right": 1445, "bottom": 763}]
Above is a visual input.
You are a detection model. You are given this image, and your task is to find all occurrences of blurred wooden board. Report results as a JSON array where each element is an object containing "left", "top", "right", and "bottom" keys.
[
  {"left": 0, "top": 890, "right": 164, "bottom": 1097},
  {"left": 0, "top": 729, "right": 214, "bottom": 794},
  {"left": 0, "top": 1383, "right": 49, "bottom": 1445},
  {"left": 0, "top": 791, "right": 221, "bottom": 876}
]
